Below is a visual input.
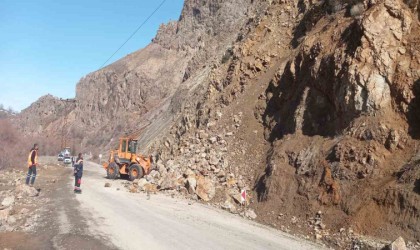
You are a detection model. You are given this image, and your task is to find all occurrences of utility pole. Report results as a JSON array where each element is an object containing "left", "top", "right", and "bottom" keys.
[{"left": 60, "top": 99, "right": 76, "bottom": 150}]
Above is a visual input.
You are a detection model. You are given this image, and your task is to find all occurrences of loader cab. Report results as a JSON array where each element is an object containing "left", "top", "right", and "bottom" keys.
[
  {"left": 129, "top": 140, "right": 137, "bottom": 154},
  {"left": 118, "top": 138, "right": 138, "bottom": 160}
]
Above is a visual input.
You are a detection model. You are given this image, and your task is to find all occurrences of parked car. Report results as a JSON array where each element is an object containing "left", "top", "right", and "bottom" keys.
[
  {"left": 58, "top": 153, "right": 64, "bottom": 161},
  {"left": 64, "top": 156, "right": 71, "bottom": 164},
  {"left": 63, "top": 147, "right": 71, "bottom": 156}
]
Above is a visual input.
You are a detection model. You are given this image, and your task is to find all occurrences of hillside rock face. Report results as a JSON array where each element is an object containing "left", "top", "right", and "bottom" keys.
[
  {"left": 14, "top": 95, "right": 75, "bottom": 136},
  {"left": 17, "top": 0, "right": 270, "bottom": 151},
  {"left": 142, "top": 0, "right": 420, "bottom": 243},
  {"left": 73, "top": 43, "right": 190, "bottom": 146},
  {"left": 15, "top": 0, "right": 420, "bottom": 244},
  {"left": 264, "top": 0, "right": 416, "bottom": 138}
]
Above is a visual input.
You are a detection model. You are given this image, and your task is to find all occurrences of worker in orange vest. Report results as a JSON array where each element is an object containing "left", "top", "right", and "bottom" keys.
[{"left": 26, "top": 143, "right": 39, "bottom": 186}]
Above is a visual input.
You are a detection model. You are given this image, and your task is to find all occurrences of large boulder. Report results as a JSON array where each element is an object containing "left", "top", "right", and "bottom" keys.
[
  {"left": 159, "top": 172, "right": 179, "bottom": 190},
  {"left": 384, "top": 236, "right": 407, "bottom": 250},
  {"left": 137, "top": 178, "right": 149, "bottom": 190},
  {"left": 196, "top": 176, "right": 215, "bottom": 201},
  {"left": 0, "top": 207, "right": 11, "bottom": 222},
  {"left": 1, "top": 196, "right": 15, "bottom": 207},
  {"left": 143, "top": 183, "right": 158, "bottom": 194},
  {"left": 244, "top": 209, "right": 257, "bottom": 220},
  {"left": 186, "top": 176, "right": 197, "bottom": 194},
  {"left": 221, "top": 199, "right": 237, "bottom": 214}
]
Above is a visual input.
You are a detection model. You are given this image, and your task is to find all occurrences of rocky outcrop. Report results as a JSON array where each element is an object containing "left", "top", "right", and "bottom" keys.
[
  {"left": 142, "top": 0, "right": 420, "bottom": 244},
  {"left": 254, "top": 0, "right": 420, "bottom": 242},
  {"left": 264, "top": 0, "right": 416, "bottom": 139},
  {"left": 73, "top": 43, "right": 190, "bottom": 148},
  {"left": 14, "top": 94, "right": 75, "bottom": 136}
]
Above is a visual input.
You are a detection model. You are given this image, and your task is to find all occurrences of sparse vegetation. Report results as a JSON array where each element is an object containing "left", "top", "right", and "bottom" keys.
[
  {"left": 0, "top": 119, "right": 28, "bottom": 170},
  {"left": 0, "top": 119, "right": 61, "bottom": 170}
]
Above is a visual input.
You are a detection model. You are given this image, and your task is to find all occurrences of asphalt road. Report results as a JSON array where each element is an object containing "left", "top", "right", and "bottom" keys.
[{"left": 74, "top": 161, "right": 324, "bottom": 250}]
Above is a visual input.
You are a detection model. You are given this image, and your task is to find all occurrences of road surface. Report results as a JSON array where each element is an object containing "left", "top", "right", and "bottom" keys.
[{"left": 73, "top": 161, "right": 324, "bottom": 250}]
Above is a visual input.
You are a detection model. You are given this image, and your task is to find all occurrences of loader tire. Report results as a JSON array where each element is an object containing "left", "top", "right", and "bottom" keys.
[
  {"left": 107, "top": 162, "right": 119, "bottom": 179},
  {"left": 129, "top": 164, "right": 144, "bottom": 181}
]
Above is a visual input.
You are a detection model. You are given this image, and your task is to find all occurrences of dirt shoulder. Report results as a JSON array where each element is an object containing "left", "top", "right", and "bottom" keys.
[{"left": 0, "top": 157, "right": 116, "bottom": 250}]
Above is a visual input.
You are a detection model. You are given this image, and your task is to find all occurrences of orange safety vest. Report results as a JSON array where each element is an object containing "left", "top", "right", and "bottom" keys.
[{"left": 27, "top": 150, "right": 38, "bottom": 167}]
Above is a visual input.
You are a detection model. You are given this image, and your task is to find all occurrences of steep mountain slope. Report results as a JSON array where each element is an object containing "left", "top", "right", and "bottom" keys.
[
  {"left": 15, "top": 0, "right": 270, "bottom": 153},
  {"left": 14, "top": 0, "right": 420, "bottom": 245},
  {"left": 15, "top": 95, "right": 75, "bottom": 136},
  {"left": 143, "top": 0, "right": 420, "bottom": 244}
]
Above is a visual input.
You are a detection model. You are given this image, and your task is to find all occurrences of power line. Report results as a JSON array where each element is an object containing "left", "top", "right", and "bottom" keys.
[{"left": 99, "top": 0, "right": 168, "bottom": 69}]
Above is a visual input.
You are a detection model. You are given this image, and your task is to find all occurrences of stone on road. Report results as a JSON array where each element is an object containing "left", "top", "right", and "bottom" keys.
[{"left": 76, "top": 162, "right": 324, "bottom": 250}]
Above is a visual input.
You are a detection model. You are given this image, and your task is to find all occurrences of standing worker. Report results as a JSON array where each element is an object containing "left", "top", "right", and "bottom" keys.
[
  {"left": 26, "top": 143, "right": 39, "bottom": 186},
  {"left": 74, "top": 153, "right": 83, "bottom": 194}
]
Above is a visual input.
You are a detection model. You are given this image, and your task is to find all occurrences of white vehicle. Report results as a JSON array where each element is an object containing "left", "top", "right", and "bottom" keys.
[
  {"left": 64, "top": 156, "right": 72, "bottom": 164},
  {"left": 63, "top": 147, "right": 71, "bottom": 157}
]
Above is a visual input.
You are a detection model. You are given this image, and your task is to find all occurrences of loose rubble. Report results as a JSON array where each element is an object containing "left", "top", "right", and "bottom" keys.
[
  {"left": 0, "top": 169, "right": 42, "bottom": 232},
  {"left": 384, "top": 237, "right": 407, "bottom": 250}
]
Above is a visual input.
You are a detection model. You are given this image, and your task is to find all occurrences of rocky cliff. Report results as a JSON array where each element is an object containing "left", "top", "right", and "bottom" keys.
[
  {"left": 14, "top": 0, "right": 420, "bottom": 246},
  {"left": 16, "top": 0, "right": 270, "bottom": 152},
  {"left": 14, "top": 94, "right": 75, "bottom": 139},
  {"left": 142, "top": 0, "right": 420, "bottom": 244}
]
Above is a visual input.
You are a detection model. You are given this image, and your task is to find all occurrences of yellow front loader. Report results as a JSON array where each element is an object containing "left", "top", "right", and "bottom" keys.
[{"left": 103, "top": 137, "right": 152, "bottom": 181}]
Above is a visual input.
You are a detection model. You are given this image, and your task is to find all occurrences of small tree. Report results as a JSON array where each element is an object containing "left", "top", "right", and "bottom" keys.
[{"left": 7, "top": 106, "right": 14, "bottom": 114}]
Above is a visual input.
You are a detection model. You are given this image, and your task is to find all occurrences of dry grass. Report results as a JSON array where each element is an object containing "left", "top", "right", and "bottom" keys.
[
  {"left": 0, "top": 119, "right": 28, "bottom": 170},
  {"left": 0, "top": 119, "right": 61, "bottom": 170}
]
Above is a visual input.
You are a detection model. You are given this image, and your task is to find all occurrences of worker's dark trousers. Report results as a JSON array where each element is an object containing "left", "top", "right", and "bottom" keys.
[
  {"left": 74, "top": 176, "right": 81, "bottom": 191},
  {"left": 26, "top": 166, "right": 37, "bottom": 185}
]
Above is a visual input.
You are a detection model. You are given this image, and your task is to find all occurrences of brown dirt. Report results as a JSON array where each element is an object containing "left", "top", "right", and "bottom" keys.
[
  {"left": 0, "top": 158, "right": 117, "bottom": 250},
  {"left": 182, "top": 1, "right": 420, "bottom": 247}
]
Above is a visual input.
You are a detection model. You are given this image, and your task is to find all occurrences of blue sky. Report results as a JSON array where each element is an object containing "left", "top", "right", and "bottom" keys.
[{"left": 0, "top": 0, "right": 184, "bottom": 111}]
